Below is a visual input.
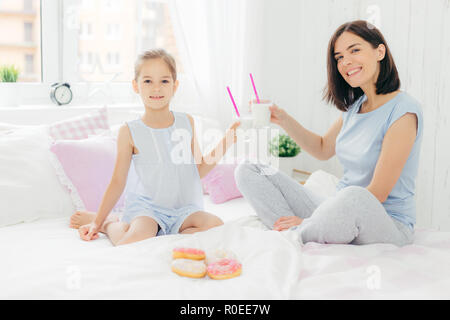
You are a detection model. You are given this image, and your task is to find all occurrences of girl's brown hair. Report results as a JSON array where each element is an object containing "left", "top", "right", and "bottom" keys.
[
  {"left": 323, "top": 20, "right": 400, "bottom": 111},
  {"left": 134, "top": 49, "right": 177, "bottom": 81}
]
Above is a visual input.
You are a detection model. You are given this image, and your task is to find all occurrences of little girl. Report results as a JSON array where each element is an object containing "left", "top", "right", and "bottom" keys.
[{"left": 70, "top": 49, "right": 240, "bottom": 246}]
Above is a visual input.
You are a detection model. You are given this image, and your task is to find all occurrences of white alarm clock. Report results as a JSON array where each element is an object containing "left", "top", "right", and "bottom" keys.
[{"left": 50, "top": 83, "right": 73, "bottom": 106}]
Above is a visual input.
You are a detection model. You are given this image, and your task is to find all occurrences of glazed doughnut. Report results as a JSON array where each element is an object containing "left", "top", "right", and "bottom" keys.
[
  {"left": 171, "top": 258, "right": 206, "bottom": 278},
  {"left": 207, "top": 258, "right": 242, "bottom": 280},
  {"left": 172, "top": 247, "right": 205, "bottom": 260},
  {"left": 205, "top": 248, "right": 237, "bottom": 265}
]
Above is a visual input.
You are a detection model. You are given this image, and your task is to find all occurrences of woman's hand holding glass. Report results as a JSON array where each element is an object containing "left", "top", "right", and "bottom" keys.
[
  {"left": 248, "top": 99, "right": 290, "bottom": 128},
  {"left": 268, "top": 104, "right": 290, "bottom": 127}
]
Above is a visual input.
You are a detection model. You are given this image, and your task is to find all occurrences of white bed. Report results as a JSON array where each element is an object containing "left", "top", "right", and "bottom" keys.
[
  {"left": 2, "top": 193, "right": 450, "bottom": 300},
  {"left": 1, "top": 111, "right": 450, "bottom": 300}
]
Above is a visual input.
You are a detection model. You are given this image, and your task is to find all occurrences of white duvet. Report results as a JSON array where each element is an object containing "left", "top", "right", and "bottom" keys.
[
  {"left": 1, "top": 182, "right": 450, "bottom": 299},
  {"left": 2, "top": 196, "right": 450, "bottom": 299},
  {"left": 0, "top": 198, "right": 302, "bottom": 299}
]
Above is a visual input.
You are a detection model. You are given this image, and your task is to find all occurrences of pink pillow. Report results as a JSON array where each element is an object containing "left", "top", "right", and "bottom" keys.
[
  {"left": 49, "top": 135, "right": 136, "bottom": 212},
  {"left": 201, "top": 163, "right": 242, "bottom": 204},
  {"left": 49, "top": 106, "right": 109, "bottom": 140}
]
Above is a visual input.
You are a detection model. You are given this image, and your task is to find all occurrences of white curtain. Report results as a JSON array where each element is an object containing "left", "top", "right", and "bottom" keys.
[{"left": 168, "top": 0, "right": 265, "bottom": 130}]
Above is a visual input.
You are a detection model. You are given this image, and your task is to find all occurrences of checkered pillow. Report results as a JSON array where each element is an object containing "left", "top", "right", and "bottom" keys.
[{"left": 49, "top": 106, "right": 109, "bottom": 140}]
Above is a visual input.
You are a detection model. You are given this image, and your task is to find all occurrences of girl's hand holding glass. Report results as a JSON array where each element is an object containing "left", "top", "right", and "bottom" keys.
[{"left": 225, "top": 120, "right": 241, "bottom": 144}]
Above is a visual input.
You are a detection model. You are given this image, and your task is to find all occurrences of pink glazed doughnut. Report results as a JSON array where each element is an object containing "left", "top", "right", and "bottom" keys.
[
  {"left": 172, "top": 247, "right": 205, "bottom": 261},
  {"left": 206, "top": 258, "right": 242, "bottom": 280},
  {"left": 205, "top": 248, "right": 237, "bottom": 265}
]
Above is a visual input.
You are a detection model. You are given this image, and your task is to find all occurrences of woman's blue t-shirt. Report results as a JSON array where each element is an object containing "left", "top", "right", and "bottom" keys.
[{"left": 335, "top": 91, "right": 423, "bottom": 229}]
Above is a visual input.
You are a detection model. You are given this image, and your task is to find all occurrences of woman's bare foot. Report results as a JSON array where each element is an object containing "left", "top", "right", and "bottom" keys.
[{"left": 69, "top": 211, "right": 119, "bottom": 230}]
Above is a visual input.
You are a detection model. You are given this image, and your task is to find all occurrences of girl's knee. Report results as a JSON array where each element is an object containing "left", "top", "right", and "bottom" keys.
[
  {"left": 214, "top": 216, "right": 224, "bottom": 227},
  {"left": 181, "top": 212, "right": 223, "bottom": 233},
  {"left": 114, "top": 232, "right": 155, "bottom": 246},
  {"left": 121, "top": 222, "right": 131, "bottom": 232},
  {"left": 113, "top": 218, "right": 158, "bottom": 246},
  {"left": 202, "top": 215, "right": 224, "bottom": 231},
  {"left": 207, "top": 215, "right": 224, "bottom": 228}
]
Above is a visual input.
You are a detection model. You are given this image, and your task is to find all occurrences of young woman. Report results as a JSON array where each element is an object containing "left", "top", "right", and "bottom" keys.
[{"left": 235, "top": 20, "right": 423, "bottom": 246}]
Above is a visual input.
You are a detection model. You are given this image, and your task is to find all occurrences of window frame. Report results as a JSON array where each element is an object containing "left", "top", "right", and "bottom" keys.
[
  {"left": 0, "top": 0, "right": 189, "bottom": 109},
  {"left": 41, "top": 0, "right": 60, "bottom": 83},
  {"left": 0, "top": 0, "right": 59, "bottom": 107}
]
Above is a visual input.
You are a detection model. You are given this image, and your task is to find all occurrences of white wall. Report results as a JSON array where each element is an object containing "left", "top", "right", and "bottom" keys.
[{"left": 259, "top": 0, "right": 450, "bottom": 230}]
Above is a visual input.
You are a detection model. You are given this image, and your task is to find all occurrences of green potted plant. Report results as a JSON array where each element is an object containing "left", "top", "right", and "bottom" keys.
[
  {"left": 269, "top": 133, "right": 301, "bottom": 176},
  {"left": 0, "top": 65, "right": 20, "bottom": 106},
  {"left": 0, "top": 65, "right": 20, "bottom": 82}
]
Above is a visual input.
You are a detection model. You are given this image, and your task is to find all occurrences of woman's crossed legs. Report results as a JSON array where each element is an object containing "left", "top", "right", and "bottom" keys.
[{"left": 234, "top": 161, "right": 413, "bottom": 246}]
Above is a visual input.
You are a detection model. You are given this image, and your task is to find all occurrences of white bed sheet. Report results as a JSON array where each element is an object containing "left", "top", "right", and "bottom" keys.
[
  {"left": 0, "top": 196, "right": 302, "bottom": 299},
  {"left": 291, "top": 228, "right": 450, "bottom": 299},
  {"left": 1, "top": 195, "right": 450, "bottom": 299}
]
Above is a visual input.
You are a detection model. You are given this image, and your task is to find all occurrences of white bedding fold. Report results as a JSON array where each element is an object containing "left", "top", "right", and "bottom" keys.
[
  {"left": 1, "top": 199, "right": 450, "bottom": 299},
  {"left": 0, "top": 216, "right": 302, "bottom": 299}
]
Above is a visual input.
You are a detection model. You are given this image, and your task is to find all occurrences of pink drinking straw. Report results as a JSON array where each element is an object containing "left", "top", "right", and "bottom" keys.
[
  {"left": 226, "top": 86, "right": 240, "bottom": 117},
  {"left": 249, "top": 73, "right": 260, "bottom": 104}
]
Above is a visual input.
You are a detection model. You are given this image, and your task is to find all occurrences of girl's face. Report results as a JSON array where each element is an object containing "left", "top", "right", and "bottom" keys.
[
  {"left": 334, "top": 31, "right": 386, "bottom": 89},
  {"left": 132, "top": 58, "right": 178, "bottom": 110}
]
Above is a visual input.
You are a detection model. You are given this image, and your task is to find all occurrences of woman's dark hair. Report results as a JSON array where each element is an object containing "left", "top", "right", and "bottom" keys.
[{"left": 323, "top": 20, "right": 400, "bottom": 111}]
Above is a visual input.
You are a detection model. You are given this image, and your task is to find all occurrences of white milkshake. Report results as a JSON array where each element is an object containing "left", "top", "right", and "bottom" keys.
[{"left": 252, "top": 102, "right": 271, "bottom": 128}]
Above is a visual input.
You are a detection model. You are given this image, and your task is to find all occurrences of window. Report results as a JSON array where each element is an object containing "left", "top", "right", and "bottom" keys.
[
  {"left": 63, "top": 0, "right": 183, "bottom": 82},
  {"left": 24, "top": 0, "right": 33, "bottom": 13},
  {"left": 24, "top": 54, "right": 34, "bottom": 74},
  {"left": 106, "top": 23, "right": 121, "bottom": 40},
  {"left": 104, "top": 0, "right": 121, "bottom": 11},
  {"left": 88, "top": 52, "right": 93, "bottom": 65},
  {"left": 0, "top": 0, "right": 185, "bottom": 107},
  {"left": 24, "top": 22, "right": 33, "bottom": 42},
  {"left": 80, "top": 22, "right": 94, "bottom": 40},
  {"left": 107, "top": 52, "right": 120, "bottom": 66},
  {"left": 0, "top": 0, "right": 41, "bottom": 82}
]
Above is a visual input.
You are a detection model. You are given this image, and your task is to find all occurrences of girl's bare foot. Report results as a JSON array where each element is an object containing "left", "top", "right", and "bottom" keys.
[{"left": 69, "top": 211, "right": 119, "bottom": 230}]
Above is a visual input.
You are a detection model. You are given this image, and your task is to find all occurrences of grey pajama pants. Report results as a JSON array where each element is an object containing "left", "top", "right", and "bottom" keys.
[{"left": 234, "top": 161, "right": 414, "bottom": 246}]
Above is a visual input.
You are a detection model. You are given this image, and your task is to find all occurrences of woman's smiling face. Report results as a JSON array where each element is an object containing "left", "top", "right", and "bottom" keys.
[{"left": 334, "top": 31, "right": 386, "bottom": 89}]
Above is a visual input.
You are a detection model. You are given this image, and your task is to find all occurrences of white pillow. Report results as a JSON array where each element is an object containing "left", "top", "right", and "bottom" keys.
[
  {"left": 303, "top": 169, "right": 340, "bottom": 198},
  {"left": 0, "top": 126, "right": 75, "bottom": 227},
  {"left": 0, "top": 122, "right": 25, "bottom": 131},
  {"left": 0, "top": 122, "right": 27, "bottom": 136}
]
